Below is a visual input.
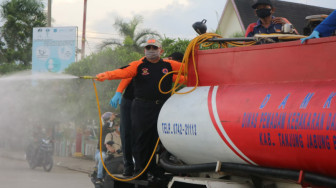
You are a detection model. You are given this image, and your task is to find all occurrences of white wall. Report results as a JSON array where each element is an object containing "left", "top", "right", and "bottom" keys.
[{"left": 217, "top": 2, "right": 244, "bottom": 37}]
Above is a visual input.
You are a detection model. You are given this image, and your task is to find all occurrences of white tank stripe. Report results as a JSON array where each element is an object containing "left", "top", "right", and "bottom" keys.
[{"left": 211, "top": 86, "right": 257, "bottom": 165}]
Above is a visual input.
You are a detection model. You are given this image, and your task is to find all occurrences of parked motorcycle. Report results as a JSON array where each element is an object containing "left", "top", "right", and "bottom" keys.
[{"left": 26, "top": 138, "right": 54, "bottom": 172}]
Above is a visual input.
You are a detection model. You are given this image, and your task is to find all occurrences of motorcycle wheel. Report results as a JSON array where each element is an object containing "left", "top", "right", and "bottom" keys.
[
  {"left": 29, "top": 161, "right": 37, "bottom": 169},
  {"left": 43, "top": 157, "right": 53, "bottom": 172},
  {"left": 28, "top": 157, "right": 37, "bottom": 169}
]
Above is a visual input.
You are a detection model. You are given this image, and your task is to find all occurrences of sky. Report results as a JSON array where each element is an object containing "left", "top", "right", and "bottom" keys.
[{"left": 1, "top": 0, "right": 336, "bottom": 55}]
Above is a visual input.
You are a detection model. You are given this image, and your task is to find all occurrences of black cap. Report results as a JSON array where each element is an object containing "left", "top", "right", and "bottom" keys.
[
  {"left": 168, "top": 52, "right": 184, "bottom": 62},
  {"left": 252, "top": 0, "right": 272, "bottom": 9}
]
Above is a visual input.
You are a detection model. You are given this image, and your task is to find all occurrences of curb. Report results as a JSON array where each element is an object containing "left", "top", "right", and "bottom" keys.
[{"left": 56, "top": 161, "right": 92, "bottom": 174}]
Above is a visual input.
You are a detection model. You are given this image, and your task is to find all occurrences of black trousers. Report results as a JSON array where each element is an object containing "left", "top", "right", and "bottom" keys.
[
  {"left": 120, "top": 97, "right": 134, "bottom": 171},
  {"left": 131, "top": 98, "right": 163, "bottom": 173}
]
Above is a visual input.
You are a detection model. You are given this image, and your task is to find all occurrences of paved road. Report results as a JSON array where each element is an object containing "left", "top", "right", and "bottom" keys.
[{"left": 0, "top": 157, "right": 93, "bottom": 188}]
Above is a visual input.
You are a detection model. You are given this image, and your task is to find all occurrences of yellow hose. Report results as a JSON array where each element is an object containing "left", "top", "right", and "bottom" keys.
[
  {"left": 158, "top": 33, "right": 219, "bottom": 95},
  {"left": 159, "top": 33, "right": 256, "bottom": 95},
  {"left": 91, "top": 79, "right": 160, "bottom": 182}
]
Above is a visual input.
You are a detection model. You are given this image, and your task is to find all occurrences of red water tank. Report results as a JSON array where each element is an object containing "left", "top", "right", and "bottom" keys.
[{"left": 158, "top": 37, "right": 336, "bottom": 178}]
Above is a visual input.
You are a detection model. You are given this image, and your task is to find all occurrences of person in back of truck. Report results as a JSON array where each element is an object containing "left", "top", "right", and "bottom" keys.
[
  {"left": 110, "top": 78, "right": 135, "bottom": 177},
  {"left": 245, "top": 0, "right": 298, "bottom": 38}
]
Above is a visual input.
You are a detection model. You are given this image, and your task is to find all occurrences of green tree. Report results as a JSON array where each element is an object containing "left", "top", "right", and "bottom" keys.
[
  {"left": 64, "top": 46, "right": 142, "bottom": 124},
  {"left": 0, "top": 0, "right": 47, "bottom": 67},
  {"left": 161, "top": 37, "right": 190, "bottom": 58},
  {"left": 99, "top": 15, "right": 161, "bottom": 53},
  {"left": 0, "top": 63, "right": 27, "bottom": 74},
  {"left": 229, "top": 32, "right": 244, "bottom": 38}
]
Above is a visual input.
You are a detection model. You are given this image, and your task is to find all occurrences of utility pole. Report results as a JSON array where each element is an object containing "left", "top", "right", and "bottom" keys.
[
  {"left": 47, "top": 0, "right": 52, "bottom": 27},
  {"left": 81, "top": 0, "right": 87, "bottom": 59}
]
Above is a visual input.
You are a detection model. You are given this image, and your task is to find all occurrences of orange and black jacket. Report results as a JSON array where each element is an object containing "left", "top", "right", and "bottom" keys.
[{"left": 102, "top": 57, "right": 184, "bottom": 101}]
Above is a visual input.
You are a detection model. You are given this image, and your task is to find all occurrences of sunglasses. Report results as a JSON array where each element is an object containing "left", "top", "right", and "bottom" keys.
[{"left": 145, "top": 45, "right": 159, "bottom": 50}]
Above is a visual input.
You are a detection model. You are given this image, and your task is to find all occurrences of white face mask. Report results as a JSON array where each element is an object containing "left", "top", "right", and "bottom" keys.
[{"left": 145, "top": 49, "right": 160, "bottom": 61}]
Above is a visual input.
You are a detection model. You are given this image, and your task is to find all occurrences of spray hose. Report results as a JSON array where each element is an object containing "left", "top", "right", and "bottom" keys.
[
  {"left": 159, "top": 33, "right": 221, "bottom": 95},
  {"left": 80, "top": 76, "right": 160, "bottom": 182},
  {"left": 159, "top": 33, "right": 258, "bottom": 95}
]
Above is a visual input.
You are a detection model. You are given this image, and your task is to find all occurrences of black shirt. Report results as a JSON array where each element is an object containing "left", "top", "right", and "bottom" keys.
[
  {"left": 123, "top": 79, "right": 134, "bottom": 100},
  {"left": 133, "top": 58, "right": 173, "bottom": 101}
]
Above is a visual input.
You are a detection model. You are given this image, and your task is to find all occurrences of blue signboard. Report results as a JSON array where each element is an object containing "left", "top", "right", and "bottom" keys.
[{"left": 32, "top": 27, "right": 77, "bottom": 73}]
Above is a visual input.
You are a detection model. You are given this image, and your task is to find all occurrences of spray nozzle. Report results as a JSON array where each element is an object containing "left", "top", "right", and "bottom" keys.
[{"left": 79, "top": 76, "right": 97, "bottom": 79}]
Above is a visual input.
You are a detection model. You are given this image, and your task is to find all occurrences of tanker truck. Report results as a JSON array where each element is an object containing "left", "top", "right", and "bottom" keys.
[
  {"left": 105, "top": 35, "right": 336, "bottom": 188},
  {"left": 158, "top": 34, "right": 336, "bottom": 188}
]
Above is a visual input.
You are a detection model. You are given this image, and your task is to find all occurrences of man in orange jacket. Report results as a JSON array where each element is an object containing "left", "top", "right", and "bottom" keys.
[
  {"left": 96, "top": 39, "right": 183, "bottom": 179},
  {"left": 110, "top": 51, "right": 185, "bottom": 177}
]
